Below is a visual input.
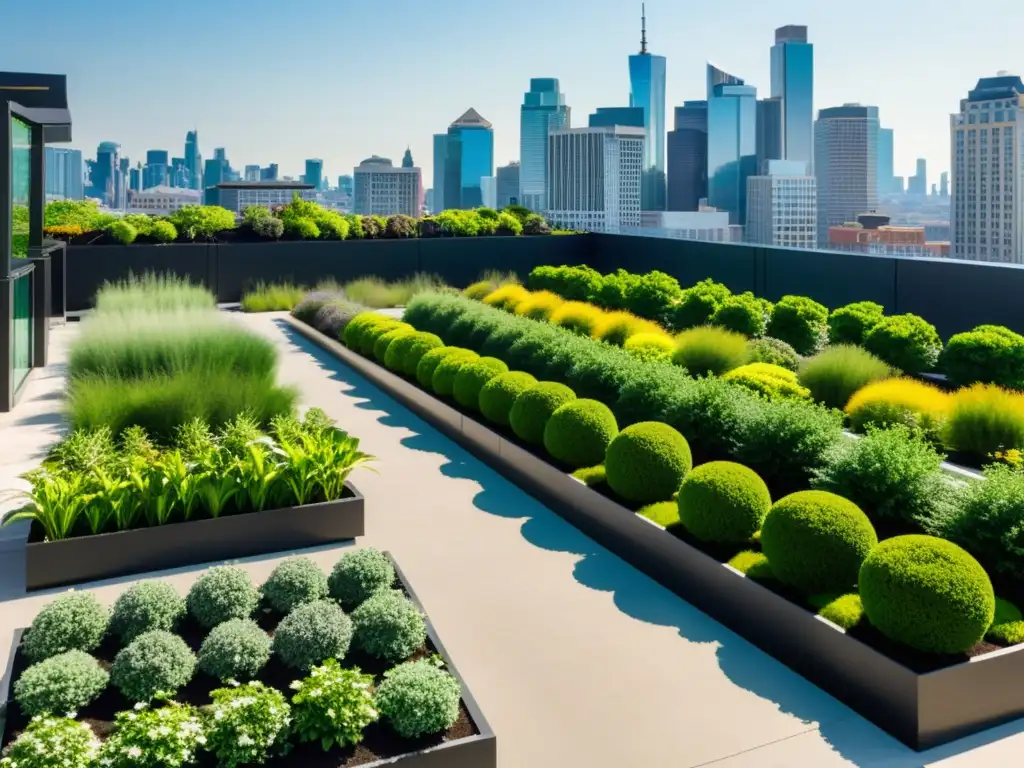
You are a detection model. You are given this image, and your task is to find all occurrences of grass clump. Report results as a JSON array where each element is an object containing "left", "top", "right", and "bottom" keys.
[
  {"left": 809, "top": 593, "right": 864, "bottom": 630},
  {"left": 240, "top": 282, "right": 306, "bottom": 312},
  {"left": 343, "top": 273, "right": 446, "bottom": 308},
  {"left": 943, "top": 384, "right": 1024, "bottom": 461},
  {"left": 638, "top": 500, "right": 681, "bottom": 528},
  {"left": 845, "top": 378, "right": 950, "bottom": 440},
  {"left": 572, "top": 464, "right": 607, "bottom": 487},
  {"left": 727, "top": 551, "right": 774, "bottom": 580},
  {"left": 798, "top": 345, "right": 894, "bottom": 409},
  {"left": 94, "top": 272, "right": 215, "bottom": 314},
  {"left": 672, "top": 326, "right": 748, "bottom": 376}
]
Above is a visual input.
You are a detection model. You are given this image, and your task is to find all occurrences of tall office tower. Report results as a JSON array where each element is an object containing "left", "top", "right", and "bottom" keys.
[
  {"left": 304, "top": 158, "right": 324, "bottom": 190},
  {"left": 940, "top": 171, "right": 949, "bottom": 197},
  {"left": 44, "top": 147, "right": 83, "bottom": 199},
  {"left": 546, "top": 125, "right": 645, "bottom": 233},
  {"left": 481, "top": 176, "right": 497, "bottom": 209},
  {"left": 496, "top": 162, "right": 520, "bottom": 208},
  {"left": 337, "top": 174, "right": 353, "bottom": 197},
  {"left": 628, "top": 4, "right": 667, "bottom": 210},
  {"left": 519, "top": 78, "right": 570, "bottom": 211},
  {"left": 184, "top": 130, "right": 202, "bottom": 191},
  {"left": 770, "top": 25, "right": 814, "bottom": 170},
  {"left": 444, "top": 108, "right": 494, "bottom": 210},
  {"left": 260, "top": 164, "right": 279, "bottom": 181},
  {"left": 170, "top": 157, "right": 188, "bottom": 188},
  {"left": 877, "top": 127, "right": 894, "bottom": 197},
  {"left": 814, "top": 104, "right": 879, "bottom": 244},
  {"left": 908, "top": 158, "right": 928, "bottom": 195},
  {"left": 667, "top": 101, "right": 708, "bottom": 211},
  {"left": 706, "top": 63, "right": 757, "bottom": 224},
  {"left": 431, "top": 133, "right": 447, "bottom": 212},
  {"left": 91, "top": 141, "right": 120, "bottom": 207},
  {"left": 746, "top": 159, "right": 817, "bottom": 248},
  {"left": 353, "top": 155, "right": 421, "bottom": 217},
  {"left": 589, "top": 107, "right": 644, "bottom": 127},
  {"left": 951, "top": 73, "right": 1024, "bottom": 263},
  {"left": 118, "top": 157, "right": 130, "bottom": 209},
  {"left": 129, "top": 164, "right": 142, "bottom": 193},
  {"left": 756, "top": 97, "right": 784, "bottom": 170},
  {"left": 401, "top": 148, "right": 414, "bottom": 168},
  {"left": 243, "top": 165, "right": 260, "bottom": 182},
  {"left": 144, "top": 150, "right": 169, "bottom": 190}
]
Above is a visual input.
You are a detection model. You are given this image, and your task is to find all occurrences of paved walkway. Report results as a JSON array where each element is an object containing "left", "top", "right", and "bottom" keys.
[{"left": 1, "top": 314, "right": 1022, "bottom": 766}]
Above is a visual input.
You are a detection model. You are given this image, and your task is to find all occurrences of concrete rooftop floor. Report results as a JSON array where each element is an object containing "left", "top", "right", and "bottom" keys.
[{"left": 0, "top": 314, "right": 1022, "bottom": 767}]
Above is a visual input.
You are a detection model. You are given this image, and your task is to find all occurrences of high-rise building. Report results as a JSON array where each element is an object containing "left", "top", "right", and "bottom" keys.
[
  {"left": 144, "top": 150, "right": 169, "bottom": 190},
  {"left": 814, "top": 103, "right": 879, "bottom": 244},
  {"left": 129, "top": 165, "right": 142, "bottom": 193},
  {"left": 244, "top": 165, "right": 261, "bottom": 182},
  {"left": 118, "top": 157, "right": 130, "bottom": 209},
  {"left": 444, "top": 108, "right": 494, "bottom": 210},
  {"left": 432, "top": 133, "right": 447, "bottom": 212},
  {"left": 667, "top": 101, "right": 708, "bottom": 211},
  {"left": 770, "top": 25, "right": 814, "bottom": 171},
  {"left": 951, "top": 73, "right": 1024, "bottom": 263},
  {"left": 756, "top": 97, "right": 784, "bottom": 170},
  {"left": 877, "top": 127, "right": 895, "bottom": 197},
  {"left": 496, "top": 162, "right": 520, "bottom": 208},
  {"left": 519, "top": 78, "right": 570, "bottom": 212},
  {"left": 481, "top": 176, "right": 496, "bottom": 209},
  {"left": 260, "top": 164, "right": 279, "bottom": 181},
  {"left": 304, "top": 158, "right": 324, "bottom": 190},
  {"left": 706, "top": 63, "right": 757, "bottom": 224},
  {"left": 184, "top": 130, "right": 202, "bottom": 191},
  {"left": 628, "top": 5, "right": 667, "bottom": 211},
  {"left": 589, "top": 107, "right": 644, "bottom": 127},
  {"left": 337, "top": 174, "right": 353, "bottom": 197},
  {"left": 746, "top": 159, "right": 817, "bottom": 248},
  {"left": 545, "top": 125, "right": 645, "bottom": 233},
  {"left": 940, "top": 171, "right": 949, "bottom": 197},
  {"left": 908, "top": 158, "right": 928, "bottom": 196},
  {"left": 170, "top": 157, "right": 188, "bottom": 188},
  {"left": 353, "top": 155, "right": 421, "bottom": 218},
  {"left": 401, "top": 148, "right": 414, "bottom": 169},
  {"left": 90, "top": 141, "right": 121, "bottom": 207},
  {"left": 44, "top": 147, "right": 83, "bottom": 199}
]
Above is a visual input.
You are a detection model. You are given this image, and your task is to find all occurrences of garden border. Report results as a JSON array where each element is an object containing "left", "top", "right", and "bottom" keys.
[
  {"left": 21, "top": 486, "right": 365, "bottom": 591},
  {"left": 285, "top": 313, "right": 1024, "bottom": 751}
]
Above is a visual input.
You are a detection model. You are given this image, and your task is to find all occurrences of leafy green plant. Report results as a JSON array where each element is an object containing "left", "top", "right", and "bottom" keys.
[
  {"left": 351, "top": 589, "right": 427, "bottom": 663},
  {"left": 328, "top": 548, "right": 395, "bottom": 608},
  {"left": 374, "top": 659, "right": 461, "bottom": 739},
  {"left": 943, "top": 383, "right": 1024, "bottom": 461},
  {"left": 625, "top": 270, "right": 682, "bottom": 324},
  {"left": 453, "top": 357, "right": 510, "bottom": 411},
  {"left": 638, "top": 500, "right": 680, "bottom": 527},
  {"left": 572, "top": 464, "right": 607, "bottom": 487},
  {"left": 711, "top": 292, "right": 772, "bottom": 337},
  {"left": 604, "top": 422, "right": 692, "bottom": 504},
  {"left": 810, "top": 593, "right": 864, "bottom": 630},
  {"left": 672, "top": 326, "right": 748, "bottom": 376},
  {"left": 20, "top": 592, "right": 109, "bottom": 662},
  {"left": 149, "top": 219, "right": 178, "bottom": 243},
  {"left": 864, "top": 313, "right": 942, "bottom": 373},
  {"left": 273, "top": 600, "right": 353, "bottom": 671},
  {"left": 14, "top": 650, "right": 109, "bottom": 717},
  {"left": 198, "top": 619, "right": 272, "bottom": 681},
  {"left": 290, "top": 659, "right": 378, "bottom": 750},
  {"left": 798, "top": 345, "right": 894, "bottom": 409},
  {"left": 766, "top": 295, "right": 829, "bottom": 356},
  {"left": 677, "top": 461, "right": 771, "bottom": 543},
  {"left": 0, "top": 716, "right": 99, "bottom": 768},
  {"left": 262, "top": 557, "right": 330, "bottom": 614},
  {"left": 108, "top": 220, "right": 138, "bottom": 245},
  {"left": 168, "top": 205, "right": 236, "bottom": 240},
  {"left": 98, "top": 702, "right": 204, "bottom": 768},
  {"left": 205, "top": 682, "right": 292, "bottom": 767},
  {"left": 723, "top": 362, "right": 811, "bottom": 401},
  {"left": 543, "top": 399, "right": 619, "bottom": 468},
  {"left": 509, "top": 381, "right": 577, "bottom": 445},
  {"left": 188, "top": 566, "right": 261, "bottom": 628},
  {"left": 845, "top": 377, "right": 950, "bottom": 439},
  {"left": 746, "top": 337, "right": 800, "bottom": 371},
  {"left": 110, "top": 630, "right": 196, "bottom": 702},
  {"left": 109, "top": 581, "right": 186, "bottom": 643},
  {"left": 827, "top": 301, "right": 886, "bottom": 346},
  {"left": 673, "top": 279, "right": 731, "bottom": 329},
  {"left": 479, "top": 371, "right": 538, "bottom": 426},
  {"left": 944, "top": 325, "right": 1024, "bottom": 390}
]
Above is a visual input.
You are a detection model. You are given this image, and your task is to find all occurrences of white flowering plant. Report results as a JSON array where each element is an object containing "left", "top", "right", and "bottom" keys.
[
  {"left": 0, "top": 715, "right": 99, "bottom": 768},
  {"left": 96, "top": 702, "right": 204, "bottom": 768},
  {"left": 290, "top": 658, "right": 378, "bottom": 750},
  {"left": 204, "top": 681, "right": 292, "bottom": 767}
]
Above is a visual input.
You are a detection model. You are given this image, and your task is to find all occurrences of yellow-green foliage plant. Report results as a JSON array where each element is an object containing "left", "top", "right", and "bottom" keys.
[
  {"left": 594, "top": 311, "right": 664, "bottom": 347},
  {"left": 623, "top": 332, "right": 676, "bottom": 363},
  {"left": 483, "top": 284, "right": 530, "bottom": 313},
  {"left": 845, "top": 377, "right": 951, "bottom": 439},
  {"left": 723, "top": 363, "right": 810, "bottom": 401},
  {"left": 549, "top": 301, "right": 605, "bottom": 337},
  {"left": 672, "top": 326, "right": 748, "bottom": 377},
  {"left": 513, "top": 290, "right": 564, "bottom": 321},
  {"left": 943, "top": 383, "right": 1024, "bottom": 461}
]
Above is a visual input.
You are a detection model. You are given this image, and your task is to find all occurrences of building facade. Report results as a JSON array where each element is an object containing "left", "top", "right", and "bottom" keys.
[
  {"left": 706, "top": 63, "right": 757, "bottom": 225},
  {"left": 126, "top": 185, "right": 201, "bottom": 215},
  {"left": 631, "top": 209, "right": 738, "bottom": 242},
  {"left": 628, "top": 9, "right": 667, "bottom": 211},
  {"left": 44, "top": 147, "right": 83, "bottom": 199},
  {"left": 814, "top": 103, "right": 878, "bottom": 244},
  {"left": 877, "top": 127, "right": 894, "bottom": 198},
  {"left": 304, "top": 158, "right": 324, "bottom": 190},
  {"left": 211, "top": 181, "right": 315, "bottom": 213},
  {"left": 589, "top": 107, "right": 644, "bottom": 128},
  {"left": 184, "top": 130, "right": 202, "bottom": 191},
  {"left": 353, "top": 156, "right": 421, "bottom": 217},
  {"left": 666, "top": 101, "right": 708, "bottom": 212},
  {"left": 746, "top": 159, "right": 817, "bottom": 248},
  {"left": 908, "top": 158, "right": 927, "bottom": 196},
  {"left": 770, "top": 25, "right": 814, "bottom": 171},
  {"left": 144, "top": 150, "right": 169, "bottom": 190},
  {"left": 443, "top": 108, "right": 494, "bottom": 210},
  {"left": 243, "top": 165, "right": 261, "bottom": 182},
  {"left": 519, "top": 78, "right": 570, "bottom": 212},
  {"left": 756, "top": 97, "right": 783, "bottom": 170},
  {"left": 496, "top": 162, "right": 520, "bottom": 208},
  {"left": 545, "top": 125, "right": 644, "bottom": 233},
  {"left": 260, "top": 164, "right": 279, "bottom": 181},
  {"left": 431, "top": 133, "right": 447, "bottom": 212}
]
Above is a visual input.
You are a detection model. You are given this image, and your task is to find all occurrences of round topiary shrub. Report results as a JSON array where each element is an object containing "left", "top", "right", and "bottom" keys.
[
  {"left": 197, "top": 618, "right": 272, "bottom": 681},
  {"left": 710, "top": 292, "right": 772, "bottom": 338},
  {"left": 22, "top": 592, "right": 110, "bottom": 662},
  {"left": 673, "top": 279, "right": 731, "bottom": 329},
  {"left": 828, "top": 301, "right": 886, "bottom": 346},
  {"left": 109, "top": 581, "right": 186, "bottom": 644},
  {"left": 452, "top": 357, "right": 510, "bottom": 411},
  {"left": 360, "top": 320, "right": 410, "bottom": 357},
  {"left": 383, "top": 331, "right": 420, "bottom": 373},
  {"left": 723, "top": 363, "right": 811, "bottom": 401},
  {"left": 864, "top": 313, "right": 942, "bottom": 374},
  {"left": 672, "top": 326, "right": 748, "bottom": 376},
  {"left": 14, "top": 650, "right": 109, "bottom": 717},
  {"left": 766, "top": 295, "right": 829, "bottom": 356},
  {"left": 187, "top": 566, "right": 261, "bottom": 630},
  {"left": 479, "top": 372, "right": 538, "bottom": 427},
  {"left": 261, "top": 557, "right": 329, "bottom": 614},
  {"left": 943, "top": 325, "right": 1024, "bottom": 390},
  {"left": 604, "top": 422, "right": 692, "bottom": 504},
  {"left": 374, "top": 327, "right": 416, "bottom": 364},
  {"left": 400, "top": 332, "right": 445, "bottom": 378},
  {"left": 623, "top": 332, "right": 676, "bottom": 363},
  {"left": 543, "top": 399, "right": 619, "bottom": 469},
  {"left": 432, "top": 350, "right": 481, "bottom": 396},
  {"left": 351, "top": 589, "right": 428, "bottom": 663},
  {"left": 746, "top": 337, "right": 800, "bottom": 372},
  {"left": 328, "top": 547, "right": 396, "bottom": 608},
  {"left": 110, "top": 630, "right": 196, "bottom": 702},
  {"left": 375, "top": 659, "right": 462, "bottom": 739},
  {"left": 760, "top": 490, "right": 878, "bottom": 594},
  {"left": 676, "top": 461, "right": 772, "bottom": 543},
  {"left": 342, "top": 313, "right": 382, "bottom": 350},
  {"left": 417, "top": 347, "right": 475, "bottom": 389},
  {"left": 509, "top": 381, "right": 577, "bottom": 445},
  {"left": 273, "top": 600, "right": 353, "bottom": 671},
  {"left": 859, "top": 535, "right": 995, "bottom": 654}
]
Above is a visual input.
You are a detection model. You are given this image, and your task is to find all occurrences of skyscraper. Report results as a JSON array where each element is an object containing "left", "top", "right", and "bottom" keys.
[
  {"left": 260, "top": 164, "right": 279, "bottom": 181},
  {"left": 244, "top": 165, "right": 261, "bottom": 182},
  {"left": 184, "top": 130, "right": 202, "bottom": 191},
  {"left": 877, "top": 127, "right": 894, "bottom": 197},
  {"left": 746, "top": 159, "right": 817, "bottom": 248},
  {"left": 628, "top": 4, "right": 667, "bottom": 210},
  {"left": 814, "top": 104, "right": 879, "bottom": 244},
  {"left": 304, "top": 159, "right": 324, "bottom": 190},
  {"left": 337, "top": 174, "right": 353, "bottom": 197},
  {"left": 908, "top": 158, "right": 928, "bottom": 196},
  {"left": 432, "top": 134, "right": 447, "bottom": 212},
  {"left": 496, "top": 162, "right": 520, "bottom": 208},
  {"left": 91, "top": 141, "right": 121, "bottom": 207},
  {"left": 170, "top": 157, "right": 188, "bottom": 188},
  {"left": 44, "top": 147, "right": 83, "bottom": 200},
  {"left": 589, "top": 107, "right": 644, "bottom": 127},
  {"left": 401, "top": 148, "right": 414, "bottom": 169},
  {"left": 770, "top": 25, "right": 814, "bottom": 171},
  {"left": 940, "top": 171, "right": 949, "bottom": 197},
  {"left": 519, "top": 78, "right": 570, "bottom": 211},
  {"left": 706, "top": 63, "right": 757, "bottom": 224},
  {"left": 144, "top": 150, "right": 169, "bottom": 190},
  {"left": 667, "top": 101, "right": 708, "bottom": 211},
  {"left": 444, "top": 108, "right": 494, "bottom": 210},
  {"left": 756, "top": 97, "right": 784, "bottom": 170}
]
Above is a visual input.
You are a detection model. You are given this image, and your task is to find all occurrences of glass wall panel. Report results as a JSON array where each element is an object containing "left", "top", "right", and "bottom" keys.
[
  {"left": 11, "top": 117, "right": 30, "bottom": 258},
  {"left": 12, "top": 271, "right": 32, "bottom": 391}
]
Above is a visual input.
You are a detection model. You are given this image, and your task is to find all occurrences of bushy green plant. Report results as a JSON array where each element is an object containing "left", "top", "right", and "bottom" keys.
[
  {"left": 205, "top": 682, "right": 291, "bottom": 767},
  {"left": 0, "top": 716, "right": 99, "bottom": 768},
  {"left": 262, "top": 557, "right": 330, "bottom": 614},
  {"left": 290, "top": 659, "right": 378, "bottom": 749},
  {"left": 98, "top": 702, "right": 204, "bottom": 768},
  {"left": 638, "top": 500, "right": 681, "bottom": 527},
  {"left": 864, "top": 314, "right": 942, "bottom": 373},
  {"left": 859, "top": 535, "right": 994, "bottom": 654},
  {"left": 677, "top": 461, "right": 771, "bottom": 543},
  {"left": 845, "top": 377, "right": 950, "bottom": 439},
  {"left": 273, "top": 599, "right": 353, "bottom": 671},
  {"left": 767, "top": 295, "right": 829, "bottom": 356},
  {"left": 604, "top": 422, "right": 692, "bottom": 504},
  {"left": 671, "top": 326, "right": 748, "bottom": 376},
  {"left": 149, "top": 219, "right": 178, "bottom": 243},
  {"left": 723, "top": 362, "right": 810, "bottom": 401},
  {"left": 746, "top": 337, "right": 800, "bottom": 371},
  {"left": 375, "top": 659, "right": 461, "bottom": 739},
  {"left": 943, "top": 383, "right": 1024, "bottom": 460},
  {"left": 510, "top": 381, "right": 577, "bottom": 444},
  {"left": 328, "top": 548, "right": 395, "bottom": 608},
  {"left": 727, "top": 550, "right": 774, "bottom": 580},
  {"left": 623, "top": 332, "right": 675, "bottom": 363},
  {"left": 253, "top": 214, "right": 285, "bottom": 239},
  {"left": 416, "top": 346, "right": 473, "bottom": 389},
  {"left": 514, "top": 290, "right": 565, "bottom": 321},
  {"left": 760, "top": 491, "right": 878, "bottom": 594},
  {"left": 431, "top": 349, "right": 481, "bottom": 396},
  {"left": 197, "top": 619, "right": 272, "bottom": 681},
  {"left": 453, "top": 357, "right": 510, "bottom": 411},
  {"left": 110, "top": 630, "right": 196, "bottom": 702},
  {"left": 810, "top": 593, "right": 864, "bottom": 630},
  {"left": 168, "top": 205, "right": 236, "bottom": 240},
  {"left": 396, "top": 332, "right": 445, "bottom": 377},
  {"left": 107, "top": 219, "right": 138, "bottom": 245},
  {"left": 351, "top": 589, "right": 427, "bottom": 663},
  {"left": 673, "top": 279, "right": 731, "bottom": 329},
  {"left": 550, "top": 301, "right": 605, "bottom": 337},
  {"left": 711, "top": 292, "right": 771, "bottom": 337},
  {"left": 109, "top": 581, "right": 186, "bottom": 643},
  {"left": 187, "top": 566, "right": 261, "bottom": 629},
  {"left": 828, "top": 301, "right": 885, "bottom": 346},
  {"left": 374, "top": 326, "right": 415, "bottom": 364},
  {"left": 14, "top": 650, "right": 108, "bottom": 717},
  {"left": 543, "top": 399, "right": 619, "bottom": 468},
  {"left": 522, "top": 212, "right": 551, "bottom": 235},
  {"left": 597, "top": 269, "right": 641, "bottom": 310},
  {"left": 798, "top": 345, "right": 894, "bottom": 409},
  {"left": 594, "top": 311, "right": 663, "bottom": 347},
  {"left": 572, "top": 464, "right": 607, "bottom": 487},
  {"left": 625, "top": 270, "right": 682, "bottom": 324},
  {"left": 528, "top": 265, "right": 602, "bottom": 302},
  {"left": 479, "top": 371, "right": 538, "bottom": 426},
  {"left": 944, "top": 325, "right": 1024, "bottom": 390},
  {"left": 22, "top": 592, "right": 109, "bottom": 662},
  {"left": 93, "top": 272, "right": 215, "bottom": 314}
]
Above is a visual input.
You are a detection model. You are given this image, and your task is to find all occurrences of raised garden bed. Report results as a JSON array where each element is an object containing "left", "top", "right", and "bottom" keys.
[{"left": 286, "top": 314, "right": 1024, "bottom": 751}]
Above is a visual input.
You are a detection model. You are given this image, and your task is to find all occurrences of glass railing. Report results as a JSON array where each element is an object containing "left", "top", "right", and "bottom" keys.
[{"left": 11, "top": 267, "right": 33, "bottom": 392}]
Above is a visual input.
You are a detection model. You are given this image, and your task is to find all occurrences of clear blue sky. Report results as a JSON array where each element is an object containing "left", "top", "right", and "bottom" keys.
[{"left": 4, "top": 0, "right": 1016, "bottom": 187}]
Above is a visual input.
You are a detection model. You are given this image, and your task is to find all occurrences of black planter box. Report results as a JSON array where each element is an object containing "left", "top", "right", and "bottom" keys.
[
  {"left": 23, "top": 484, "right": 365, "bottom": 591},
  {"left": 286, "top": 314, "right": 1024, "bottom": 751}
]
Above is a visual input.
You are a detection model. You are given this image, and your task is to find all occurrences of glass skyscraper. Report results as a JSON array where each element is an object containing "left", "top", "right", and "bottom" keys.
[
  {"left": 44, "top": 147, "right": 84, "bottom": 200},
  {"left": 628, "top": 7, "right": 666, "bottom": 211},
  {"left": 519, "top": 78, "right": 569, "bottom": 212},
  {"left": 184, "top": 130, "right": 202, "bottom": 191},
  {"left": 814, "top": 104, "right": 878, "bottom": 245},
  {"left": 756, "top": 97, "right": 784, "bottom": 171},
  {"left": 432, "top": 133, "right": 447, "bottom": 212},
  {"left": 706, "top": 63, "right": 757, "bottom": 224},
  {"left": 770, "top": 25, "right": 814, "bottom": 171},
  {"left": 877, "top": 127, "right": 894, "bottom": 197},
  {"left": 305, "top": 158, "right": 324, "bottom": 190},
  {"left": 444, "top": 108, "right": 494, "bottom": 210},
  {"left": 144, "top": 150, "right": 169, "bottom": 190},
  {"left": 667, "top": 101, "right": 707, "bottom": 211},
  {"left": 589, "top": 107, "right": 644, "bottom": 128}
]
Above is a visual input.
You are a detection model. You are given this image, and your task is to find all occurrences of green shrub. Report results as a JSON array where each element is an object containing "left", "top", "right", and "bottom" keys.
[
  {"left": 197, "top": 618, "right": 271, "bottom": 681},
  {"left": 398, "top": 332, "right": 445, "bottom": 377},
  {"left": 766, "top": 295, "right": 829, "bottom": 356},
  {"left": 727, "top": 550, "right": 774, "bottom": 580},
  {"left": 672, "top": 326, "right": 748, "bottom": 376},
  {"left": 864, "top": 314, "right": 942, "bottom": 373},
  {"left": 205, "top": 681, "right": 291, "bottom": 767},
  {"left": 673, "top": 279, "right": 731, "bottom": 329},
  {"left": 149, "top": 219, "right": 178, "bottom": 243},
  {"left": 109, "top": 581, "right": 186, "bottom": 644},
  {"left": 291, "top": 659, "right": 378, "bottom": 749},
  {"left": 261, "top": 557, "right": 329, "bottom": 614},
  {"left": 453, "top": 357, "right": 510, "bottom": 411},
  {"left": 543, "top": 399, "right": 619, "bottom": 468},
  {"left": 14, "top": 650, "right": 109, "bottom": 717},
  {"left": 594, "top": 311, "right": 663, "bottom": 347},
  {"left": 810, "top": 593, "right": 864, "bottom": 630},
  {"left": 572, "top": 464, "right": 607, "bottom": 487},
  {"left": 273, "top": 599, "right": 353, "bottom": 671},
  {"left": 107, "top": 219, "right": 138, "bottom": 245},
  {"left": 361, "top": 320, "right": 410, "bottom": 357},
  {"left": 859, "top": 535, "right": 994, "bottom": 654},
  {"left": 169, "top": 205, "right": 236, "bottom": 240},
  {"left": 374, "top": 326, "right": 416, "bottom": 364},
  {"left": 711, "top": 292, "right": 772, "bottom": 337},
  {"left": 828, "top": 301, "right": 885, "bottom": 346},
  {"left": 723, "top": 362, "right": 811, "bottom": 401},
  {"left": 98, "top": 701, "right": 203, "bottom": 768},
  {"left": 464, "top": 280, "right": 496, "bottom": 300},
  {"left": 550, "top": 301, "right": 605, "bottom": 337},
  {"left": 418, "top": 347, "right": 476, "bottom": 389},
  {"left": 514, "top": 290, "right": 564, "bottom": 321},
  {"left": 240, "top": 281, "right": 305, "bottom": 312},
  {"left": 944, "top": 325, "right": 1024, "bottom": 390},
  {"left": 625, "top": 270, "right": 682, "bottom": 324},
  {"left": 746, "top": 337, "right": 800, "bottom": 371},
  {"left": 351, "top": 589, "right": 427, "bottom": 663},
  {"left": 623, "top": 332, "right": 675, "bottom": 363},
  {"left": 676, "top": 461, "right": 771, "bottom": 543},
  {"left": 22, "top": 592, "right": 109, "bottom": 662},
  {"left": 760, "top": 490, "right": 878, "bottom": 594},
  {"left": 845, "top": 377, "right": 950, "bottom": 439},
  {"left": 987, "top": 620, "right": 1024, "bottom": 645},
  {"left": 341, "top": 312, "right": 384, "bottom": 350},
  {"left": 375, "top": 659, "right": 462, "bottom": 739},
  {"left": 604, "top": 422, "right": 692, "bottom": 504},
  {"left": 186, "top": 565, "right": 261, "bottom": 629},
  {"left": 432, "top": 350, "right": 481, "bottom": 396},
  {"left": 329, "top": 547, "right": 396, "bottom": 608},
  {"left": 597, "top": 269, "right": 640, "bottom": 310},
  {"left": 638, "top": 500, "right": 681, "bottom": 527},
  {"left": 0, "top": 715, "right": 99, "bottom": 768},
  {"left": 798, "top": 345, "right": 894, "bottom": 409},
  {"left": 943, "top": 384, "right": 1024, "bottom": 460},
  {"left": 110, "top": 630, "right": 196, "bottom": 701},
  {"left": 479, "top": 371, "right": 538, "bottom": 426},
  {"left": 528, "top": 264, "right": 602, "bottom": 302}
]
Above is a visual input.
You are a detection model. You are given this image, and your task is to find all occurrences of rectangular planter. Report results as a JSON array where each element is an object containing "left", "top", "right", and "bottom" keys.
[
  {"left": 285, "top": 314, "right": 1024, "bottom": 751},
  {"left": 23, "top": 484, "right": 365, "bottom": 591}
]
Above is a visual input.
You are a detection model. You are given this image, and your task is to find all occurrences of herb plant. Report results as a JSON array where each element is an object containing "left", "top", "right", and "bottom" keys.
[
  {"left": 205, "top": 682, "right": 292, "bottom": 767},
  {"left": 98, "top": 702, "right": 205, "bottom": 768},
  {"left": 14, "top": 650, "right": 109, "bottom": 717},
  {"left": 0, "top": 716, "right": 99, "bottom": 768},
  {"left": 290, "top": 659, "right": 378, "bottom": 750}
]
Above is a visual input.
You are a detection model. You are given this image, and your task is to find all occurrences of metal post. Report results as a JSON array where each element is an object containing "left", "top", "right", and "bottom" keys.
[{"left": 0, "top": 101, "right": 11, "bottom": 279}]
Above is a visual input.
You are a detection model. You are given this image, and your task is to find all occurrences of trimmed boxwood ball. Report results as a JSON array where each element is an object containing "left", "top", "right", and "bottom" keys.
[
  {"left": 676, "top": 461, "right": 771, "bottom": 543},
  {"left": 432, "top": 350, "right": 481, "bottom": 396},
  {"left": 187, "top": 566, "right": 261, "bottom": 629},
  {"left": 22, "top": 592, "right": 110, "bottom": 662},
  {"left": 14, "top": 649, "right": 109, "bottom": 717},
  {"left": 375, "top": 659, "right": 462, "bottom": 739},
  {"left": 509, "top": 381, "right": 577, "bottom": 445},
  {"left": 400, "top": 332, "right": 445, "bottom": 377},
  {"left": 109, "top": 581, "right": 186, "bottom": 644},
  {"left": 374, "top": 327, "right": 416, "bottom": 364},
  {"left": 273, "top": 600, "right": 353, "bottom": 671},
  {"left": 351, "top": 589, "right": 428, "bottom": 663},
  {"left": 110, "top": 630, "right": 196, "bottom": 702},
  {"left": 329, "top": 547, "right": 396, "bottom": 608},
  {"left": 859, "top": 535, "right": 995, "bottom": 654},
  {"left": 341, "top": 313, "right": 380, "bottom": 350},
  {"left": 605, "top": 422, "right": 692, "bottom": 504},
  {"left": 198, "top": 618, "right": 272, "bottom": 681},
  {"left": 452, "top": 357, "right": 509, "bottom": 411},
  {"left": 418, "top": 347, "right": 475, "bottom": 389},
  {"left": 760, "top": 490, "right": 878, "bottom": 594},
  {"left": 261, "top": 556, "right": 329, "bottom": 614},
  {"left": 360, "top": 320, "right": 409, "bottom": 356},
  {"left": 543, "top": 399, "right": 619, "bottom": 469},
  {"left": 479, "top": 371, "right": 538, "bottom": 426}
]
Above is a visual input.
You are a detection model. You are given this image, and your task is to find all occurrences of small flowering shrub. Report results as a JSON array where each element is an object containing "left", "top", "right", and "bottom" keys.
[
  {"left": 97, "top": 702, "right": 205, "bottom": 768},
  {"left": 14, "top": 649, "right": 109, "bottom": 717},
  {"left": 273, "top": 600, "right": 353, "bottom": 671},
  {"left": 22, "top": 591, "right": 109, "bottom": 662},
  {"left": 351, "top": 590, "right": 428, "bottom": 663},
  {"left": 205, "top": 682, "right": 292, "bottom": 768},
  {"left": 187, "top": 566, "right": 261, "bottom": 629},
  {"left": 109, "top": 581, "right": 186, "bottom": 644},
  {"left": 197, "top": 619, "right": 272, "bottom": 682},
  {"left": 0, "top": 716, "right": 99, "bottom": 768},
  {"left": 328, "top": 548, "right": 396, "bottom": 608},
  {"left": 261, "top": 557, "right": 330, "bottom": 614},
  {"left": 290, "top": 658, "right": 378, "bottom": 749},
  {"left": 375, "top": 658, "right": 462, "bottom": 739},
  {"left": 110, "top": 630, "right": 196, "bottom": 702}
]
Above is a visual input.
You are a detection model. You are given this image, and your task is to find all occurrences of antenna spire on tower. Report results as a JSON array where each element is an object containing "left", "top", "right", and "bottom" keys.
[{"left": 640, "top": 2, "right": 648, "bottom": 54}]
